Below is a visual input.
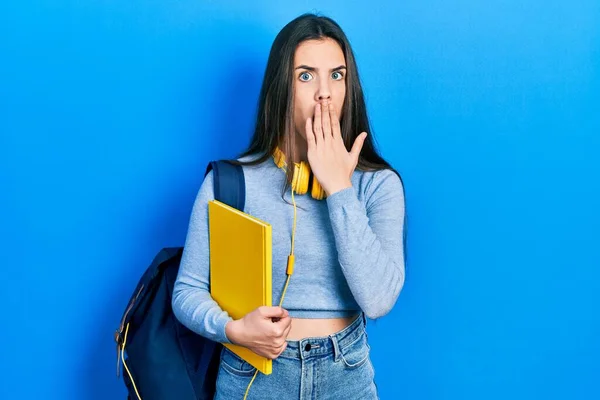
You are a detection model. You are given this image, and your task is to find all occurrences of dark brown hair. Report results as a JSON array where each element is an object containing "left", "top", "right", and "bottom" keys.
[
  {"left": 235, "top": 13, "right": 402, "bottom": 190},
  {"left": 233, "top": 12, "right": 407, "bottom": 264}
]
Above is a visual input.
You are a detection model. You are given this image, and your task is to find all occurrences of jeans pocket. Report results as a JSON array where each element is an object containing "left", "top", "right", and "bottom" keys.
[
  {"left": 339, "top": 332, "right": 371, "bottom": 369},
  {"left": 220, "top": 347, "right": 257, "bottom": 377}
]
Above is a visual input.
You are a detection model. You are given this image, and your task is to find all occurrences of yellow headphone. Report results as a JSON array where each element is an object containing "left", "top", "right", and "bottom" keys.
[{"left": 272, "top": 147, "right": 326, "bottom": 200}]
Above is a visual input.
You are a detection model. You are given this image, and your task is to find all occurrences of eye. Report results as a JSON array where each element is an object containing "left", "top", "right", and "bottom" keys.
[
  {"left": 332, "top": 71, "right": 344, "bottom": 80},
  {"left": 299, "top": 72, "right": 313, "bottom": 82}
]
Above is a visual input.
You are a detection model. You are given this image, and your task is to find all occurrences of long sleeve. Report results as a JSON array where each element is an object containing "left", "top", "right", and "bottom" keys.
[
  {"left": 326, "top": 169, "right": 406, "bottom": 319},
  {"left": 171, "top": 171, "right": 233, "bottom": 344}
]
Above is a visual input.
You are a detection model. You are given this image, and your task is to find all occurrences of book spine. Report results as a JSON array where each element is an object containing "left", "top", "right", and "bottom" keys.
[{"left": 264, "top": 226, "right": 272, "bottom": 307}]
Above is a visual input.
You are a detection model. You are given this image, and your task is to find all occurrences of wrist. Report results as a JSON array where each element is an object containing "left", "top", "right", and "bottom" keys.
[
  {"left": 324, "top": 179, "right": 352, "bottom": 197},
  {"left": 225, "top": 319, "right": 244, "bottom": 345}
]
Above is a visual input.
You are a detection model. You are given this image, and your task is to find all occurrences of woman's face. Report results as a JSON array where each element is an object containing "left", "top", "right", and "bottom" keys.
[{"left": 292, "top": 38, "right": 347, "bottom": 140}]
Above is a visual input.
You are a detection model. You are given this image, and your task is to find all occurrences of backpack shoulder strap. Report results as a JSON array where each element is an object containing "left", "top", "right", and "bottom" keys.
[
  {"left": 115, "top": 160, "right": 246, "bottom": 355},
  {"left": 205, "top": 160, "right": 245, "bottom": 212}
]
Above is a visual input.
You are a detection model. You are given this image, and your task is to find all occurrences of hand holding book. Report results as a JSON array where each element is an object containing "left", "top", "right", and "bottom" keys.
[{"left": 225, "top": 306, "right": 292, "bottom": 360}]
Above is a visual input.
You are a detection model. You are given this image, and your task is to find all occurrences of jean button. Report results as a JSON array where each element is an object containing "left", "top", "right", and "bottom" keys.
[{"left": 304, "top": 343, "right": 311, "bottom": 351}]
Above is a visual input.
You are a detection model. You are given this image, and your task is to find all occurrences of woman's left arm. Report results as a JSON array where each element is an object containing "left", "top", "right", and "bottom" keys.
[
  {"left": 326, "top": 170, "right": 405, "bottom": 319},
  {"left": 304, "top": 101, "right": 405, "bottom": 319}
]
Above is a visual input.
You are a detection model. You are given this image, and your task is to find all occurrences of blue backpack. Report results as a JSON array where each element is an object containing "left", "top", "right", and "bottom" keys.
[{"left": 115, "top": 160, "right": 245, "bottom": 400}]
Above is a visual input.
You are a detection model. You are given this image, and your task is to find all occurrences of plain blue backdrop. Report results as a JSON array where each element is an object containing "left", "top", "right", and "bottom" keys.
[{"left": 1, "top": 1, "right": 599, "bottom": 399}]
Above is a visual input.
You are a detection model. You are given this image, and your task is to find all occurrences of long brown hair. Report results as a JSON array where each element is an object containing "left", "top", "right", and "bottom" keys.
[
  {"left": 232, "top": 12, "right": 407, "bottom": 264},
  {"left": 235, "top": 13, "right": 403, "bottom": 189}
]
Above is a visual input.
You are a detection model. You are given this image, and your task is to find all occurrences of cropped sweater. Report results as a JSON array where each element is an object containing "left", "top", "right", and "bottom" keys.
[{"left": 172, "top": 154, "right": 405, "bottom": 344}]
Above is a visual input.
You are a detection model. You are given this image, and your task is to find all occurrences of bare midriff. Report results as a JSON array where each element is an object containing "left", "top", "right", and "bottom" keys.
[{"left": 286, "top": 314, "right": 360, "bottom": 340}]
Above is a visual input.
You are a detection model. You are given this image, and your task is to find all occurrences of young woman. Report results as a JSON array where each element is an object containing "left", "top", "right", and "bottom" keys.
[{"left": 172, "top": 13, "right": 406, "bottom": 400}]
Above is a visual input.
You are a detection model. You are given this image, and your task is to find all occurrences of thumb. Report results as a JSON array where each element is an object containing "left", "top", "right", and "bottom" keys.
[
  {"left": 350, "top": 132, "right": 367, "bottom": 160},
  {"left": 261, "top": 306, "right": 289, "bottom": 319}
]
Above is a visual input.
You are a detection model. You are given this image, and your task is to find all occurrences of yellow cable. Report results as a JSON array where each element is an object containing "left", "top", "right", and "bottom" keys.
[
  {"left": 289, "top": 187, "right": 297, "bottom": 256},
  {"left": 121, "top": 323, "right": 143, "bottom": 400},
  {"left": 243, "top": 172, "right": 297, "bottom": 399},
  {"left": 120, "top": 163, "right": 298, "bottom": 400},
  {"left": 243, "top": 370, "right": 259, "bottom": 400},
  {"left": 279, "top": 186, "right": 296, "bottom": 306}
]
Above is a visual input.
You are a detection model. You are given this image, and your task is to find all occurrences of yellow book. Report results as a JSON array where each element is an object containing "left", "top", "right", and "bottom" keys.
[{"left": 208, "top": 199, "right": 273, "bottom": 375}]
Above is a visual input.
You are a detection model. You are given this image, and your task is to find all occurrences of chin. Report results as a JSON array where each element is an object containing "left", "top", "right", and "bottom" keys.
[{"left": 293, "top": 123, "right": 307, "bottom": 140}]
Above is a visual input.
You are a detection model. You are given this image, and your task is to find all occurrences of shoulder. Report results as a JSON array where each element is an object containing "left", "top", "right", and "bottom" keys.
[
  {"left": 236, "top": 153, "right": 276, "bottom": 176},
  {"left": 204, "top": 152, "right": 267, "bottom": 180},
  {"left": 202, "top": 153, "right": 276, "bottom": 192},
  {"left": 355, "top": 167, "right": 405, "bottom": 212},
  {"left": 357, "top": 167, "right": 404, "bottom": 197},
  {"left": 236, "top": 153, "right": 263, "bottom": 163},
  {"left": 235, "top": 151, "right": 271, "bottom": 164}
]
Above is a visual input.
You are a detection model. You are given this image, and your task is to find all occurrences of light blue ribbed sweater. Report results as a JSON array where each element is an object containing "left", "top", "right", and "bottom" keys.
[{"left": 172, "top": 155, "right": 405, "bottom": 344}]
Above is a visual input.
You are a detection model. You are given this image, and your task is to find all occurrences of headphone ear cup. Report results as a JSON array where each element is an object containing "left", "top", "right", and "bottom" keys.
[
  {"left": 292, "top": 161, "right": 310, "bottom": 195},
  {"left": 311, "top": 178, "right": 326, "bottom": 200}
]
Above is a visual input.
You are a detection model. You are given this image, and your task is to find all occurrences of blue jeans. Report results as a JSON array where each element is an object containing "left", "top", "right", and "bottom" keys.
[{"left": 214, "top": 313, "right": 379, "bottom": 399}]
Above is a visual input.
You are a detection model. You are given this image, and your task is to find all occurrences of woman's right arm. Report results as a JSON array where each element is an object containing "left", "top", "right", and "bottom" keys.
[
  {"left": 171, "top": 171, "right": 292, "bottom": 357},
  {"left": 171, "top": 170, "right": 234, "bottom": 344}
]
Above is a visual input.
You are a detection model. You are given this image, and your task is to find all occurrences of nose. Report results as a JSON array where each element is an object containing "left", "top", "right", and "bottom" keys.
[{"left": 315, "top": 78, "right": 331, "bottom": 102}]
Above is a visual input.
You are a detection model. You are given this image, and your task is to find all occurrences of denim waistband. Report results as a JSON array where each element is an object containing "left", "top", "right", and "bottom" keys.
[{"left": 280, "top": 313, "right": 366, "bottom": 361}]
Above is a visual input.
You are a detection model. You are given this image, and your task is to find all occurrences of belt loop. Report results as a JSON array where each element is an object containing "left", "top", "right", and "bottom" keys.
[
  {"left": 330, "top": 334, "right": 341, "bottom": 362},
  {"left": 298, "top": 339, "right": 306, "bottom": 361}
]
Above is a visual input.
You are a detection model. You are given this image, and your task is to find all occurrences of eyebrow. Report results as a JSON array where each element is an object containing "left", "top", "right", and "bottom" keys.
[{"left": 294, "top": 65, "right": 347, "bottom": 72}]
